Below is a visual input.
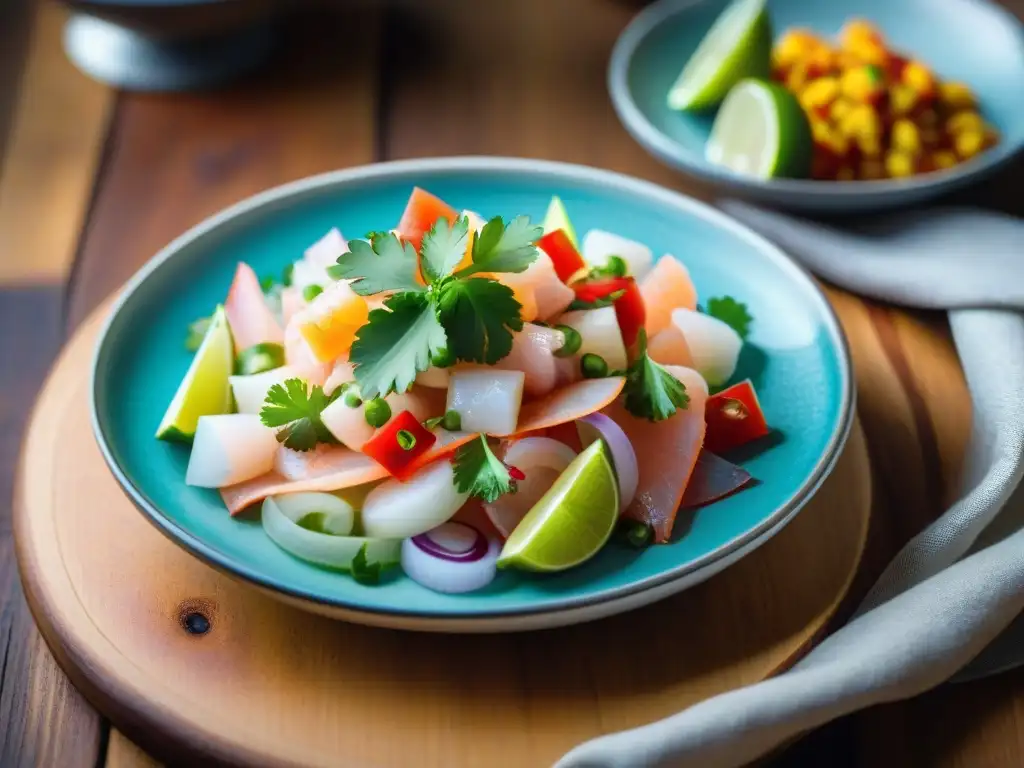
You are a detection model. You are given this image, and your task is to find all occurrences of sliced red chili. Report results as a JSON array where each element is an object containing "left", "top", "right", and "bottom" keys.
[
  {"left": 571, "top": 277, "right": 647, "bottom": 348},
  {"left": 704, "top": 380, "right": 770, "bottom": 455},
  {"left": 537, "top": 229, "right": 586, "bottom": 283},
  {"left": 362, "top": 410, "right": 437, "bottom": 480}
]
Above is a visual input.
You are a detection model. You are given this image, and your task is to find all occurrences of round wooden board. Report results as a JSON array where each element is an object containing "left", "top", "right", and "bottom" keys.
[{"left": 15, "top": 304, "right": 872, "bottom": 768}]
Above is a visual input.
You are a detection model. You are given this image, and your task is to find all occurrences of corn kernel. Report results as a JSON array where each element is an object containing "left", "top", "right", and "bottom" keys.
[
  {"left": 835, "top": 51, "right": 862, "bottom": 71},
  {"left": 946, "top": 111, "right": 984, "bottom": 135},
  {"left": 932, "top": 150, "right": 958, "bottom": 169},
  {"left": 857, "top": 133, "right": 883, "bottom": 157},
  {"left": 839, "top": 103, "right": 882, "bottom": 141},
  {"left": 800, "top": 77, "right": 840, "bottom": 113},
  {"left": 829, "top": 98, "right": 853, "bottom": 123},
  {"left": 859, "top": 158, "right": 886, "bottom": 180},
  {"left": 840, "top": 19, "right": 884, "bottom": 49},
  {"left": 891, "top": 119, "right": 922, "bottom": 155},
  {"left": 806, "top": 47, "right": 836, "bottom": 78},
  {"left": 840, "top": 66, "right": 885, "bottom": 103},
  {"left": 889, "top": 83, "right": 919, "bottom": 116},
  {"left": 938, "top": 81, "right": 977, "bottom": 111},
  {"left": 849, "top": 38, "right": 889, "bottom": 67},
  {"left": 774, "top": 29, "right": 823, "bottom": 69},
  {"left": 902, "top": 61, "right": 936, "bottom": 98},
  {"left": 954, "top": 129, "right": 985, "bottom": 159},
  {"left": 885, "top": 150, "right": 916, "bottom": 177}
]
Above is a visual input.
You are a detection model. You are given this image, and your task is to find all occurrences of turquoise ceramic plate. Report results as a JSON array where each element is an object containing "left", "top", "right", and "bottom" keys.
[
  {"left": 609, "top": 0, "right": 1024, "bottom": 213},
  {"left": 91, "top": 157, "right": 853, "bottom": 632}
]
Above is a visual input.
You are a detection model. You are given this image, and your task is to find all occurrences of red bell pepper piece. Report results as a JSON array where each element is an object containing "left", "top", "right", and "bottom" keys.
[
  {"left": 704, "top": 380, "right": 770, "bottom": 455},
  {"left": 362, "top": 410, "right": 437, "bottom": 480},
  {"left": 571, "top": 277, "right": 647, "bottom": 348},
  {"left": 396, "top": 187, "right": 459, "bottom": 253},
  {"left": 537, "top": 229, "right": 586, "bottom": 283}
]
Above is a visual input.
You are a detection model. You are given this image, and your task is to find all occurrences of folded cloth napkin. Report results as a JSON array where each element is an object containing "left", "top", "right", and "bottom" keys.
[{"left": 556, "top": 202, "right": 1024, "bottom": 768}]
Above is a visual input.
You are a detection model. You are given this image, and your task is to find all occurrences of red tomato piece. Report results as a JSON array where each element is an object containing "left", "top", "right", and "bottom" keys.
[
  {"left": 571, "top": 277, "right": 647, "bottom": 348},
  {"left": 537, "top": 229, "right": 587, "bottom": 283},
  {"left": 704, "top": 380, "right": 770, "bottom": 455},
  {"left": 361, "top": 410, "right": 438, "bottom": 480},
  {"left": 396, "top": 187, "right": 459, "bottom": 253}
]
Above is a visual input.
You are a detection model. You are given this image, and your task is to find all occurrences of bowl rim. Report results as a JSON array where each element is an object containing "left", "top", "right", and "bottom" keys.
[
  {"left": 89, "top": 155, "right": 855, "bottom": 623},
  {"left": 608, "top": 0, "right": 1024, "bottom": 198}
]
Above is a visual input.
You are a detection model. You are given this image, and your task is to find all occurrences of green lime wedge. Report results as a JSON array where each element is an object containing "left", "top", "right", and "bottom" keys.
[
  {"left": 497, "top": 440, "right": 620, "bottom": 572},
  {"left": 542, "top": 195, "right": 579, "bottom": 249},
  {"left": 156, "top": 304, "right": 234, "bottom": 442},
  {"left": 666, "top": 0, "right": 772, "bottom": 112},
  {"left": 705, "top": 78, "right": 812, "bottom": 179}
]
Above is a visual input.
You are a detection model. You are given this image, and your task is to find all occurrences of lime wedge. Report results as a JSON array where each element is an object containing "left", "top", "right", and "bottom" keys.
[
  {"left": 156, "top": 305, "right": 234, "bottom": 442},
  {"left": 497, "top": 440, "right": 620, "bottom": 572},
  {"left": 705, "top": 78, "right": 812, "bottom": 179},
  {"left": 666, "top": 0, "right": 772, "bottom": 112},
  {"left": 542, "top": 195, "right": 579, "bottom": 249}
]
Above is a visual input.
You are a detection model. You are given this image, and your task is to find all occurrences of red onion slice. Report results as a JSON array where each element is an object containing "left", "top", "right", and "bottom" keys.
[
  {"left": 402, "top": 522, "right": 499, "bottom": 594},
  {"left": 410, "top": 522, "right": 490, "bottom": 562},
  {"left": 575, "top": 413, "right": 639, "bottom": 509}
]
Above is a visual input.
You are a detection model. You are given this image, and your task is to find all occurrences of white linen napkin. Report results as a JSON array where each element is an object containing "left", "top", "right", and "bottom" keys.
[{"left": 556, "top": 202, "right": 1024, "bottom": 768}]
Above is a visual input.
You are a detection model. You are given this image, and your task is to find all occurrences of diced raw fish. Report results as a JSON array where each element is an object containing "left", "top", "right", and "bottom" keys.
[
  {"left": 640, "top": 256, "right": 698, "bottom": 337},
  {"left": 230, "top": 365, "right": 301, "bottom": 414},
  {"left": 582, "top": 229, "right": 654, "bottom": 281},
  {"left": 280, "top": 286, "right": 304, "bottom": 327},
  {"left": 447, "top": 370, "right": 525, "bottom": 436},
  {"left": 513, "top": 377, "right": 626, "bottom": 435},
  {"left": 284, "top": 316, "right": 331, "bottom": 386},
  {"left": 669, "top": 308, "right": 742, "bottom": 387},
  {"left": 186, "top": 414, "right": 279, "bottom": 488},
  {"left": 490, "top": 323, "right": 567, "bottom": 398},
  {"left": 647, "top": 323, "right": 694, "bottom": 368},
  {"left": 292, "top": 228, "right": 347, "bottom": 292},
  {"left": 396, "top": 187, "right": 459, "bottom": 253},
  {"left": 556, "top": 306, "right": 628, "bottom": 372},
  {"left": 224, "top": 262, "right": 284, "bottom": 352},
  {"left": 601, "top": 366, "right": 708, "bottom": 542},
  {"left": 323, "top": 358, "right": 355, "bottom": 395},
  {"left": 501, "top": 250, "right": 574, "bottom": 322}
]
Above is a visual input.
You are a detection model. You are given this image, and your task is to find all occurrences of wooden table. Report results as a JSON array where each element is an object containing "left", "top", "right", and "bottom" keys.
[{"left": 1, "top": 1, "right": 1022, "bottom": 765}]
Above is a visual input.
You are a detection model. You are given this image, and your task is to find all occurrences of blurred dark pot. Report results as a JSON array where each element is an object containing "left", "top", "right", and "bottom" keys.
[{"left": 59, "top": 0, "right": 284, "bottom": 91}]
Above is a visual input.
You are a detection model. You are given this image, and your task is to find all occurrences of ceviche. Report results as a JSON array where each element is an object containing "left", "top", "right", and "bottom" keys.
[{"left": 156, "top": 189, "right": 774, "bottom": 592}]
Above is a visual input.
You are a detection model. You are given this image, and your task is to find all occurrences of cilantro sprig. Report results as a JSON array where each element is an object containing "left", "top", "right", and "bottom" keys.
[
  {"left": 703, "top": 296, "right": 753, "bottom": 340},
  {"left": 259, "top": 378, "right": 340, "bottom": 452},
  {"left": 339, "top": 214, "right": 542, "bottom": 399},
  {"left": 452, "top": 434, "right": 516, "bottom": 503},
  {"left": 621, "top": 331, "right": 690, "bottom": 422}
]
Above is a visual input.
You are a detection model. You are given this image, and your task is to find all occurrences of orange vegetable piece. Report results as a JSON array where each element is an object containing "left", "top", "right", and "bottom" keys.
[
  {"left": 295, "top": 280, "right": 369, "bottom": 363},
  {"left": 396, "top": 187, "right": 459, "bottom": 254}
]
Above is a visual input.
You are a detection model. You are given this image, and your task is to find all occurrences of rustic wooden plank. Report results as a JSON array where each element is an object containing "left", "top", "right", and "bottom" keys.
[
  {"left": 0, "top": 1, "right": 111, "bottom": 766},
  {"left": 0, "top": 287, "right": 101, "bottom": 768},
  {"left": 67, "top": 3, "right": 382, "bottom": 329},
  {"left": 0, "top": 1, "right": 115, "bottom": 284},
  {"left": 105, "top": 731, "right": 161, "bottom": 768}
]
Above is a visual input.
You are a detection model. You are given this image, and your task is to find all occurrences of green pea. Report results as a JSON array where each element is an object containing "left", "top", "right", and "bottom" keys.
[
  {"left": 364, "top": 398, "right": 392, "bottom": 428},
  {"left": 623, "top": 522, "right": 652, "bottom": 549},
  {"left": 282, "top": 263, "right": 295, "bottom": 287},
  {"left": 580, "top": 353, "right": 608, "bottom": 379},
  {"left": 260, "top": 276, "right": 276, "bottom": 293},
  {"left": 553, "top": 325, "right": 582, "bottom": 358},
  {"left": 303, "top": 284, "right": 324, "bottom": 302},
  {"left": 430, "top": 347, "right": 455, "bottom": 368},
  {"left": 605, "top": 255, "right": 628, "bottom": 277},
  {"left": 441, "top": 410, "right": 462, "bottom": 431},
  {"left": 343, "top": 386, "right": 363, "bottom": 409},
  {"left": 235, "top": 342, "right": 286, "bottom": 376}
]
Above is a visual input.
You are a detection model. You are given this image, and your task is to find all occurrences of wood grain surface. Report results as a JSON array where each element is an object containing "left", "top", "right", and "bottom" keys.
[
  {"left": 15, "top": 306, "right": 869, "bottom": 767},
  {"left": 1, "top": 0, "right": 1021, "bottom": 765}
]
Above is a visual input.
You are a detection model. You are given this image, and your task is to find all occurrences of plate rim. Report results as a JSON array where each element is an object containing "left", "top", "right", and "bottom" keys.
[
  {"left": 607, "top": 0, "right": 1024, "bottom": 201},
  {"left": 89, "top": 155, "right": 855, "bottom": 626}
]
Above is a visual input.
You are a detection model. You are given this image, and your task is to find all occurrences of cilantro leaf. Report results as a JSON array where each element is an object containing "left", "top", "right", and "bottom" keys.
[
  {"left": 435, "top": 277, "right": 523, "bottom": 364},
  {"left": 705, "top": 296, "right": 753, "bottom": 340},
  {"left": 350, "top": 292, "right": 447, "bottom": 399},
  {"left": 456, "top": 215, "right": 542, "bottom": 277},
  {"left": 259, "top": 378, "right": 338, "bottom": 451},
  {"left": 350, "top": 543, "right": 382, "bottom": 585},
  {"left": 327, "top": 233, "right": 423, "bottom": 296},
  {"left": 622, "top": 331, "right": 689, "bottom": 422},
  {"left": 420, "top": 215, "right": 470, "bottom": 282},
  {"left": 566, "top": 289, "right": 625, "bottom": 311},
  {"left": 452, "top": 435, "right": 515, "bottom": 502}
]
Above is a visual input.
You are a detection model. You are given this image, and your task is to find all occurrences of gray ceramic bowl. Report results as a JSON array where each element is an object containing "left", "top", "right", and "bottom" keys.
[{"left": 61, "top": 0, "right": 281, "bottom": 91}]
